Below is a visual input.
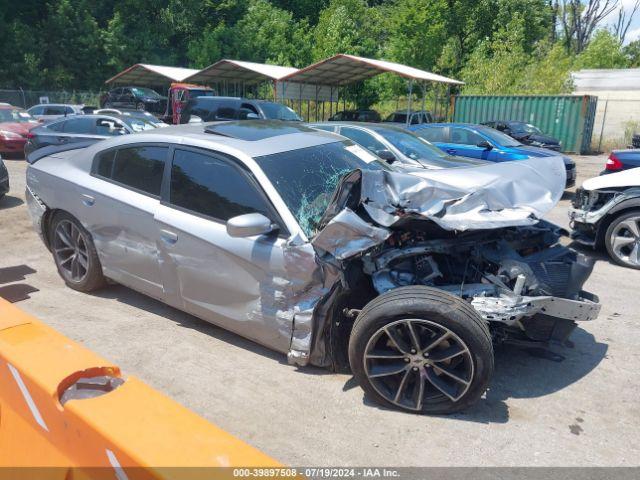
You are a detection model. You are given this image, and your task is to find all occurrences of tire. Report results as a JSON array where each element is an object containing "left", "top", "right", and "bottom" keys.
[
  {"left": 49, "top": 211, "right": 106, "bottom": 292},
  {"left": 605, "top": 210, "right": 640, "bottom": 269},
  {"left": 348, "top": 286, "right": 493, "bottom": 414},
  {"left": 136, "top": 102, "right": 145, "bottom": 111}
]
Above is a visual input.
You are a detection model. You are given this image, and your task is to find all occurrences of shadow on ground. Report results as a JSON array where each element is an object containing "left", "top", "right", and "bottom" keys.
[
  {"left": 0, "top": 195, "right": 24, "bottom": 210},
  {"left": 91, "top": 279, "right": 608, "bottom": 424},
  {"left": 0, "top": 264, "right": 39, "bottom": 302}
]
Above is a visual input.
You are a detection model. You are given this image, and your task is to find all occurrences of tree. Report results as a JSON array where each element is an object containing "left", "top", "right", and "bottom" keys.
[
  {"left": 614, "top": 0, "right": 640, "bottom": 43},
  {"left": 624, "top": 39, "right": 640, "bottom": 67},
  {"left": 575, "top": 29, "right": 628, "bottom": 69},
  {"left": 460, "top": 14, "right": 531, "bottom": 94},
  {"left": 559, "top": 0, "right": 618, "bottom": 53},
  {"left": 228, "top": 0, "right": 312, "bottom": 66}
]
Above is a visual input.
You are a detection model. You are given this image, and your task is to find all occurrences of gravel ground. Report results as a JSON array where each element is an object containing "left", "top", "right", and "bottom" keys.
[{"left": 1, "top": 153, "right": 639, "bottom": 467}]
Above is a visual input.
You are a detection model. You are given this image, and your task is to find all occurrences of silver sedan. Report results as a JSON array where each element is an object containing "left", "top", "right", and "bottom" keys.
[{"left": 26, "top": 121, "right": 600, "bottom": 414}]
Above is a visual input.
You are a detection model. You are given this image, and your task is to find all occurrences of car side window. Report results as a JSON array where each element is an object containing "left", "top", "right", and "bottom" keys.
[
  {"left": 449, "top": 127, "right": 485, "bottom": 146},
  {"left": 62, "top": 117, "right": 93, "bottom": 134},
  {"left": 94, "top": 149, "right": 116, "bottom": 178},
  {"left": 44, "top": 106, "right": 65, "bottom": 115},
  {"left": 95, "top": 145, "right": 167, "bottom": 197},
  {"left": 29, "top": 106, "right": 44, "bottom": 115},
  {"left": 169, "top": 148, "right": 272, "bottom": 222},
  {"left": 418, "top": 127, "right": 446, "bottom": 142},
  {"left": 65, "top": 106, "right": 75, "bottom": 115},
  {"left": 339, "top": 128, "right": 386, "bottom": 153}
]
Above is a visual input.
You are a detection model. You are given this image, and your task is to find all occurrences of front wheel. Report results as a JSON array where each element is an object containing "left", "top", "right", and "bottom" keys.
[
  {"left": 605, "top": 210, "right": 640, "bottom": 269},
  {"left": 136, "top": 102, "right": 146, "bottom": 111},
  {"left": 348, "top": 286, "right": 493, "bottom": 414}
]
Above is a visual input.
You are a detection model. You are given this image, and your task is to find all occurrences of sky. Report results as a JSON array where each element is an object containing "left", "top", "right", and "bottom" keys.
[{"left": 603, "top": 0, "right": 640, "bottom": 44}]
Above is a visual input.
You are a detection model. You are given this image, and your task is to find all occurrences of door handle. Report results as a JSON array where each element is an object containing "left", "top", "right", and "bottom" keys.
[
  {"left": 161, "top": 229, "right": 178, "bottom": 244},
  {"left": 81, "top": 194, "right": 95, "bottom": 206},
  {"left": 59, "top": 136, "right": 69, "bottom": 143},
  {"left": 446, "top": 148, "right": 456, "bottom": 155}
]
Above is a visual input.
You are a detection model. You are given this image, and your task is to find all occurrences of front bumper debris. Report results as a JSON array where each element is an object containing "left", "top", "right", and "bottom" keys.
[{"left": 471, "top": 291, "right": 601, "bottom": 325}]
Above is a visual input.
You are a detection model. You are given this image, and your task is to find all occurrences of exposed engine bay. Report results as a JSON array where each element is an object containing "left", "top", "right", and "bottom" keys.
[{"left": 357, "top": 221, "right": 599, "bottom": 346}]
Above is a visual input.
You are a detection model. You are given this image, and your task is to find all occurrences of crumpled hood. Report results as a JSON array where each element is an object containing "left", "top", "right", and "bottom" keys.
[{"left": 312, "top": 156, "right": 566, "bottom": 259}]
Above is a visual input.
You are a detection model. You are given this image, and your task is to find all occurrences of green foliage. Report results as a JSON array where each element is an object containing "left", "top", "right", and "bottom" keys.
[
  {"left": 0, "top": 0, "right": 637, "bottom": 96},
  {"left": 575, "top": 30, "right": 628, "bottom": 70}
]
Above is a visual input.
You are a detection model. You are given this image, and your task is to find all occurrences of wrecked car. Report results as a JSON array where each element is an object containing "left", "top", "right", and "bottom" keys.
[
  {"left": 26, "top": 121, "right": 601, "bottom": 414},
  {"left": 570, "top": 167, "right": 640, "bottom": 269}
]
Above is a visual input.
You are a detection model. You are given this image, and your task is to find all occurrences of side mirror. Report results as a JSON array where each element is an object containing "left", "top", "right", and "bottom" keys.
[
  {"left": 376, "top": 149, "right": 396, "bottom": 164},
  {"left": 477, "top": 140, "right": 493, "bottom": 150},
  {"left": 226, "top": 213, "right": 276, "bottom": 238},
  {"left": 246, "top": 112, "right": 260, "bottom": 120}
]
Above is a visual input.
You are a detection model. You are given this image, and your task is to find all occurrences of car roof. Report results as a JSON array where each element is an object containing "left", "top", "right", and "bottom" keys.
[
  {"left": 0, "top": 104, "right": 23, "bottom": 110},
  {"left": 110, "top": 120, "right": 341, "bottom": 157},
  {"left": 312, "top": 121, "right": 414, "bottom": 134},
  {"left": 30, "top": 103, "right": 83, "bottom": 108}
]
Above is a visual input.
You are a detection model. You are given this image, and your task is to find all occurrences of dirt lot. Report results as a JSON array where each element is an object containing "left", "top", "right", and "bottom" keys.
[{"left": 1, "top": 154, "right": 639, "bottom": 467}]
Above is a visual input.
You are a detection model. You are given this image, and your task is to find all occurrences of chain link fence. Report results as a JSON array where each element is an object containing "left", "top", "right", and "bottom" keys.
[
  {"left": 591, "top": 98, "right": 640, "bottom": 152},
  {"left": 0, "top": 89, "right": 103, "bottom": 110}
]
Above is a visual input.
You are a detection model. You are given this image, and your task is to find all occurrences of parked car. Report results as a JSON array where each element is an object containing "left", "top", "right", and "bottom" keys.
[
  {"left": 26, "top": 120, "right": 600, "bottom": 414},
  {"left": 0, "top": 104, "right": 39, "bottom": 156},
  {"left": 384, "top": 110, "right": 433, "bottom": 125},
  {"left": 24, "top": 114, "right": 158, "bottom": 155},
  {"left": 0, "top": 156, "right": 8, "bottom": 199},
  {"left": 182, "top": 97, "right": 302, "bottom": 123},
  {"left": 162, "top": 83, "right": 215, "bottom": 125},
  {"left": 94, "top": 108, "right": 169, "bottom": 127},
  {"left": 310, "top": 122, "right": 484, "bottom": 170},
  {"left": 601, "top": 150, "right": 640, "bottom": 174},
  {"left": 570, "top": 168, "right": 640, "bottom": 269},
  {"left": 632, "top": 133, "right": 640, "bottom": 149},
  {"left": 410, "top": 123, "right": 577, "bottom": 188},
  {"left": 328, "top": 110, "right": 381, "bottom": 122},
  {"left": 482, "top": 120, "right": 561, "bottom": 151},
  {"left": 27, "top": 104, "right": 85, "bottom": 123},
  {"left": 100, "top": 86, "right": 168, "bottom": 114}
]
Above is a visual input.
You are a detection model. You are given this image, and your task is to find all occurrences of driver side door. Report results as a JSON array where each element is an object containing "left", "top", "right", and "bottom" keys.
[{"left": 154, "top": 146, "right": 293, "bottom": 353}]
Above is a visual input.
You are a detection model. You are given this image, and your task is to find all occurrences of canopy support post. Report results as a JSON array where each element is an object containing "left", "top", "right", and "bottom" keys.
[{"left": 406, "top": 79, "right": 414, "bottom": 126}]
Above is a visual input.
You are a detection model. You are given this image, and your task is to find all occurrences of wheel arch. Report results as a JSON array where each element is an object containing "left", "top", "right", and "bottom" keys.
[{"left": 596, "top": 202, "right": 640, "bottom": 247}]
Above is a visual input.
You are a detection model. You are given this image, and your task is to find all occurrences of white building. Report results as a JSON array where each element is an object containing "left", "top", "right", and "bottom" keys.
[{"left": 572, "top": 68, "right": 640, "bottom": 149}]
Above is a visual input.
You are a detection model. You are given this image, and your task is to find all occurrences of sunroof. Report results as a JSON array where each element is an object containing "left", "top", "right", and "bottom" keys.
[{"left": 204, "top": 121, "right": 314, "bottom": 141}]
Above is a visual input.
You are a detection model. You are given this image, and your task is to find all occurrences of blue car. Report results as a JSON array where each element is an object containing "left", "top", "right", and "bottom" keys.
[
  {"left": 408, "top": 123, "right": 576, "bottom": 188},
  {"left": 603, "top": 150, "right": 640, "bottom": 174}
]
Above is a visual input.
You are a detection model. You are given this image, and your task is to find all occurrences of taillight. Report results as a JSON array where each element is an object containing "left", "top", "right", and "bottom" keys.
[
  {"left": 606, "top": 153, "right": 623, "bottom": 171},
  {"left": 26, "top": 132, "right": 35, "bottom": 139}
]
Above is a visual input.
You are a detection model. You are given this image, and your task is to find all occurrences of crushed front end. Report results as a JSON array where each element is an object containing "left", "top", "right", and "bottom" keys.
[{"left": 360, "top": 221, "right": 600, "bottom": 347}]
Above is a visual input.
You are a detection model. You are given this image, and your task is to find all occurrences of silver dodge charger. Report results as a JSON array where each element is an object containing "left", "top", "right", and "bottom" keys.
[{"left": 26, "top": 121, "right": 600, "bottom": 414}]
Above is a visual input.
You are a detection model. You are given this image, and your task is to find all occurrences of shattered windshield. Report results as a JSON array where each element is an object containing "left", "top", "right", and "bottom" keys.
[
  {"left": 510, "top": 122, "right": 542, "bottom": 135},
  {"left": 255, "top": 141, "right": 389, "bottom": 237}
]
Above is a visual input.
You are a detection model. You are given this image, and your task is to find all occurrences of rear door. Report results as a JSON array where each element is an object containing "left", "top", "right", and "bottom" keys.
[
  {"left": 86, "top": 144, "right": 168, "bottom": 298},
  {"left": 59, "top": 117, "right": 104, "bottom": 145},
  {"left": 154, "top": 146, "right": 293, "bottom": 352}
]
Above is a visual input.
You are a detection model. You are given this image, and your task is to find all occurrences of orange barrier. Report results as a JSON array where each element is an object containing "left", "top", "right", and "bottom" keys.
[{"left": 0, "top": 298, "right": 281, "bottom": 479}]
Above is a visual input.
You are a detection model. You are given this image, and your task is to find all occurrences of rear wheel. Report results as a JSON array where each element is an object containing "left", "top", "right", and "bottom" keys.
[
  {"left": 50, "top": 212, "right": 106, "bottom": 292},
  {"left": 136, "top": 102, "right": 145, "bottom": 111},
  {"left": 605, "top": 210, "right": 640, "bottom": 269},
  {"left": 349, "top": 286, "right": 493, "bottom": 414}
]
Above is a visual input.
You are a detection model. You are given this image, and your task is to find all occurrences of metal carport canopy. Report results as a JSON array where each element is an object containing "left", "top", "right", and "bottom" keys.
[
  {"left": 184, "top": 59, "right": 298, "bottom": 84},
  {"left": 279, "top": 54, "right": 464, "bottom": 86},
  {"left": 105, "top": 64, "right": 200, "bottom": 85}
]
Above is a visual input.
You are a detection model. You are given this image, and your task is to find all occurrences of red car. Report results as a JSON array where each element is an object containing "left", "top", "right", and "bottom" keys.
[{"left": 0, "top": 104, "right": 39, "bottom": 156}]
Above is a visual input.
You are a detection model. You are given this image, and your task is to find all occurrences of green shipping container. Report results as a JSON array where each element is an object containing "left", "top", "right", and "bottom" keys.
[{"left": 452, "top": 95, "right": 598, "bottom": 154}]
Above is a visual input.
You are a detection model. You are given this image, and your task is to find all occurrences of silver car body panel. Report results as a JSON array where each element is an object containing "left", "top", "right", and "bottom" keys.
[{"left": 26, "top": 123, "right": 589, "bottom": 367}]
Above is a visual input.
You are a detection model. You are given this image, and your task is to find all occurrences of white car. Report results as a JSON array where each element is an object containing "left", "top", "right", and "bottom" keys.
[{"left": 570, "top": 168, "right": 640, "bottom": 268}]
